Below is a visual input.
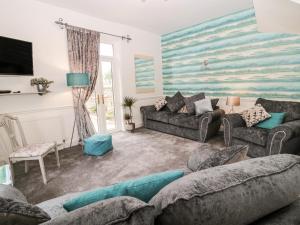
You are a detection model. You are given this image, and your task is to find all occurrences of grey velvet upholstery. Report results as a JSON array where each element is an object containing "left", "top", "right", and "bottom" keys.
[
  {"left": 41, "top": 197, "right": 155, "bottom": 225},
  {"left": 0, "top": 184, "right": 27, "bottom": 203},
  {"left": 251, "top": 198, "right": 300, "bottom": 225},
  {"left": 187, "top": 145, "right": 248, "bottom": 171},
  {"left": 223, "top": 98, "right": 300, "bottom": 157},
  {"left": 166, "top": 91, "right": 185, "bottom": 113},
  {"left": 141, "top": 105, "right": 224, "bottom": 143},
  {"left": 150, "top": 154, "right": 300, "bottom": 225}
]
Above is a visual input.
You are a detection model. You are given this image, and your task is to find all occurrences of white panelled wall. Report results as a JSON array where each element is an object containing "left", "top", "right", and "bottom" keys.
[{"left": 0, "top": 0, "right": 162, "bottom": 162}]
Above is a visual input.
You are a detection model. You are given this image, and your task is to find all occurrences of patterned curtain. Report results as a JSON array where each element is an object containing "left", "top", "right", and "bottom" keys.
[{"left": 66, "top": 25, "right": 100, "bottom": 141}]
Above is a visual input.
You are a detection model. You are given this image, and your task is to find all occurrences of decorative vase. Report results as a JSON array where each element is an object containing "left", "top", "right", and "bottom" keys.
[{"left": 36, "top": 84, "right": 47, "bottom": 95}]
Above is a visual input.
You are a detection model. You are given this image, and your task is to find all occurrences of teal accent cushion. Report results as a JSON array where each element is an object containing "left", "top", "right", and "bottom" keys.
[
  {"left": 84, "top": 134, "right": 113, "bottom": 156},
  {"left": 256, "top": 113, "right": 286, "bottom": 129},
  {"left": 63, "top": 170, "right": 184, "bottom": 212}
]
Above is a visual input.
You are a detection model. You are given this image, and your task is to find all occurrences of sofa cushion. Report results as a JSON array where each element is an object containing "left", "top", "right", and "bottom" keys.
[
  {"left": 154, "top": 97, "right": 167, "bottom": 111},
  {"left": 169, "top": 114, "right": 200, "bottom": 130},
  {"left": 256, "top": 98, "right": 300, "bottom": 122},
  {"left": 0, "top": 184, "right": 27, "bottom": 203},
  {"left": 0, "top": 197, "right": 51, "bottom": 225},
  {"left": 147, "top": 111, "right": 172, "bottom": 123},
  {"left": 187, "top": 145, "right": 248, "bottom": 172},
  {"left": 241, "top": 104, "right": 271, "bottom": 127},
  {"left": 183, "top": 93, "right": 205, "bottom": 114},
  {"left": 42, "top": 197, "right": 155, "bottom": 225},
  {"left": 63, "top": 170, "right": 184, "bottom": 211},
  {"left": 232, "top": 127, "right": 268, "bottom": 146},
  {"left": 166, "top": 92, "right": 185, "bottom": 113},
  {"left": 150, "top": 154, "right": 300, "bottom": 225},
  {"left": 211, "top": 98, "right": 219, "bottom": 110},
  {"left": 194, "top": 98, "right": 213, "bottom": 116},
  {"left": 251, "top": 198, "right": 300, "bottom": 225},
  {"left": 256, "top": 112, "right": 286, "bottom": 129}
]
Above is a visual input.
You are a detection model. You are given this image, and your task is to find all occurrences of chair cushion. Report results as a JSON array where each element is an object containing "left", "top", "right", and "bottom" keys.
[
  {"left": 166, "top": 91, "right": 185, "bottom": 113},
  {"left": 84, "top": 134, "right": 113, "bottom": 156},
  {"left": 63, "top": 170, "right": 184, "bottom": 212},
  {"left": 9, "top": 143, "right": 56, "bottom": 158},
  {"left": 232, "top": 127, "right": 268, "bottom": 146},
  {"left": 169, "top": 114, "right": 200, "bottom": 130},
  {"left": 187, "top": 145, "right": 248, "bottom": 172},
  {"left": 147, "top": 111, "right": 172, "bottom": 123},
  {"left": 150, "top": 154, "right": 300, "bottom": 225}
]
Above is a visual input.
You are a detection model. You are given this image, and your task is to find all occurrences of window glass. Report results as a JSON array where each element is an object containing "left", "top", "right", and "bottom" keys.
[{"left": 100, "top": 43, "right": 114, "bottom": 57}]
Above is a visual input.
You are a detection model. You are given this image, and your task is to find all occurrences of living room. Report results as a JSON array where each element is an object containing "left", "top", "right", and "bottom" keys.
[{"left": 0, "top": 0, "right": 299, "bottom": 224}]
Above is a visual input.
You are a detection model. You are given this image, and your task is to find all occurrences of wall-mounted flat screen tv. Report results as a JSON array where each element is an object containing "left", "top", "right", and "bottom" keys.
[{"left": 0, "top": 36, "right": 33, "bottom": 76}]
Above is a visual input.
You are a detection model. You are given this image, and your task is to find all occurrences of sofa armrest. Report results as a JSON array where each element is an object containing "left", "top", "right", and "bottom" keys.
[
  {"left": 140, "top": 105, "right": 156, "bottom": 114},
  {"left": 199, "top": 109, "right": 225, "bottom": 123},
  {"left": 140, "top": 105, "right": 156, "bottom": 128},
  {"left": 267, "top": 120, "right": 300, "bottom": 155},
  {"left": 41, "top": 197, "right": 154, "bottom": 225},
  {"left": 198, "top": 109, "right": 225, "bottom": 143},
  {"left": 223, "top": 113, "right": 246, "bottom": 146}
]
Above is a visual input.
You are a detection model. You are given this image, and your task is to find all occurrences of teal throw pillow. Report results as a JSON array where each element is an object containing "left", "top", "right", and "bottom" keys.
[
  {"left": 256, "top": 113, "right": 286, "bottom": 129},
  {"left": 63, "top": 170, "right": 184, "bottom": 212}
]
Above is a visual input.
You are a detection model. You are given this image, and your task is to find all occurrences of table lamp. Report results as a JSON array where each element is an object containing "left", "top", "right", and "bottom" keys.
[
  {"left": 226, "top": 96, "right": 240, "bottom": 113},
  {"left": 66, "top": 73, "right": 90, "bottom": 148}
]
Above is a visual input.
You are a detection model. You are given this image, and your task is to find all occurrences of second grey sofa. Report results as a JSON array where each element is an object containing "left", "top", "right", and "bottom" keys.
[
  {"left": 140, "top": 105, "right": 224, "bottom": 143},
  {"left": 223, "top": 98, "right": 300, "bottom": 158}
]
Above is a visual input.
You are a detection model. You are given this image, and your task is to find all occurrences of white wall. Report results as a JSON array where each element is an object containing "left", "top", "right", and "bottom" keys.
[{"left": 0, "top": 0, "right": 162, "bottom": 161}]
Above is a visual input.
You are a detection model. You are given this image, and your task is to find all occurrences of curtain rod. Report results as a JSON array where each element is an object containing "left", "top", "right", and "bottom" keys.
[{"left": 54, "top": 18, "right": 132, "bottom": 42}]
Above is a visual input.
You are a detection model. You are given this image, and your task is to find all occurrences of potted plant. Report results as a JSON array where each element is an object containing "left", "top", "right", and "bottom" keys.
[
  {"left": 122, "top": 96, "right": 137, "bottom": 132},
  {"left": 30, "top": 77, "right": 53, "bottom": 95}
]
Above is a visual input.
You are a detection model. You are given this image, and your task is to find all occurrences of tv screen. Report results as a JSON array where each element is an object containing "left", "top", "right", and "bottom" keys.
[{"left": 0, "top": 36, "right": 33, "bottom": 76}]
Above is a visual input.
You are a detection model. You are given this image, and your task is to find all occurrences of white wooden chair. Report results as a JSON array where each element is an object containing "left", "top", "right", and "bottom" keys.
[{"left": 0, "top": 114, "right": 60, "bottom": 185}]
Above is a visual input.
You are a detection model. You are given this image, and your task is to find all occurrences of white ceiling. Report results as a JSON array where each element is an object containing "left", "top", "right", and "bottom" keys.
[{"left": 35, "top": 0, "right": 253, "bottom": 35}]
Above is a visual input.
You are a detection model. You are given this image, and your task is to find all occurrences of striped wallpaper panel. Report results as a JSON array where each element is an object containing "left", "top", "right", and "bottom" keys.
[
  {"left": 135, "top": 56, "right": 155, "bottom": 93},
  {"left": 161, "top": 8, "right": 300, "bottom": 100}
]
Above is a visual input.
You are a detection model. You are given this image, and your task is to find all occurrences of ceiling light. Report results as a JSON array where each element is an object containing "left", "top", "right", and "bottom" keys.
[{"left": 290, "top": 0, "right": 300, "bottom": 4}]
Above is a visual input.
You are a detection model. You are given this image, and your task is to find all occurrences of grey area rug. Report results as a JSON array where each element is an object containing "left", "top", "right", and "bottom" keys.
[{"left": 14, "top": 128, "right": 224, "bottom": 204}]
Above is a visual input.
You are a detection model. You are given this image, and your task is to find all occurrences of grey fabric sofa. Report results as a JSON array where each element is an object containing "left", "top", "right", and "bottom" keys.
[
  {"left": 1, "top": 154, "right": 299, "bottom": 225},
  {"left": 223, "top": 98, "right": 300, "bottom": 158},
  {"left": 140, "top": 105, "right": 224, "bottom": 142}
]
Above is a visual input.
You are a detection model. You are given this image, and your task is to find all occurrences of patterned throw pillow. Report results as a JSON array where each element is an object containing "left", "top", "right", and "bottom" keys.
[
  {"left": 166, "top": 91, "right": 185, "bottom": 113},
  {"left": 178, "top": 105, "right": 188, "bottom": 113},
  {"left": 241, "top": 104, "right": 271, "bottom": 127},
  {"left": 154, "top": 97, "right": 167, "bottom": 111}
]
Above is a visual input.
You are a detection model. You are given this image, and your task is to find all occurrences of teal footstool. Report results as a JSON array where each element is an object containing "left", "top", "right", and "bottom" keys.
[{"left": 83, "top": 134, "right": 113, "bottom": 156}]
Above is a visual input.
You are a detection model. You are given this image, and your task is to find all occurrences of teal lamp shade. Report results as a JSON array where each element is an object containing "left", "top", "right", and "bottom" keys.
[{"left": 66, "top": 73, "right": 90, "bottom": 87}]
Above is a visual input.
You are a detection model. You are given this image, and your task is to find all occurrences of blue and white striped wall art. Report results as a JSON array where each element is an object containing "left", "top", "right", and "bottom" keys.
[
  {"left": 161, "top": 8, "right": 300, "bottom": 100},
  {"left": 135, "top": 55, "right": 155, "bottom": 93}
]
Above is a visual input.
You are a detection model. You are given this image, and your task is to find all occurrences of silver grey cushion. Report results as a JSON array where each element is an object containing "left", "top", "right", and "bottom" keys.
[
  {"left": 166, "top": 91, "right": 185, "bottom": 113},
  {"left": 194, "top": 98, "right": 213, "bottom": 116},
  {"left": 150, "top": 154, "right": 300, "bottom": 225},
  {"left": 41, "top": 196, "right": 155, "bottom": 225},
  {"left": 187, "top": 145, "right": 248, "bottom": 171},
  {"left": 0, "top": 184, "right": 27, "bottom": 203}
]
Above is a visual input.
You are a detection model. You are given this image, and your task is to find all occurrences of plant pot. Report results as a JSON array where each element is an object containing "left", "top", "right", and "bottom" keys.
[
  {"left": 36, "top": 84, "right": 47, "bottom": 95},
  {"left": 125, "top": 122, "right": 135, "bottom": 133}
]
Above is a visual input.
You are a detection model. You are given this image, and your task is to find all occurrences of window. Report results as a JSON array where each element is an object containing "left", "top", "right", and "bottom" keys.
[{"left": 100, "top": 43, "right": 114, "bottom": 57}]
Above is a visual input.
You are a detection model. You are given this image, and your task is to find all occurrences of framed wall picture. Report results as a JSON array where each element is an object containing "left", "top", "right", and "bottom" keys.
[{"left": 134, "top": 55, "right": 155, "bottom": 94}]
